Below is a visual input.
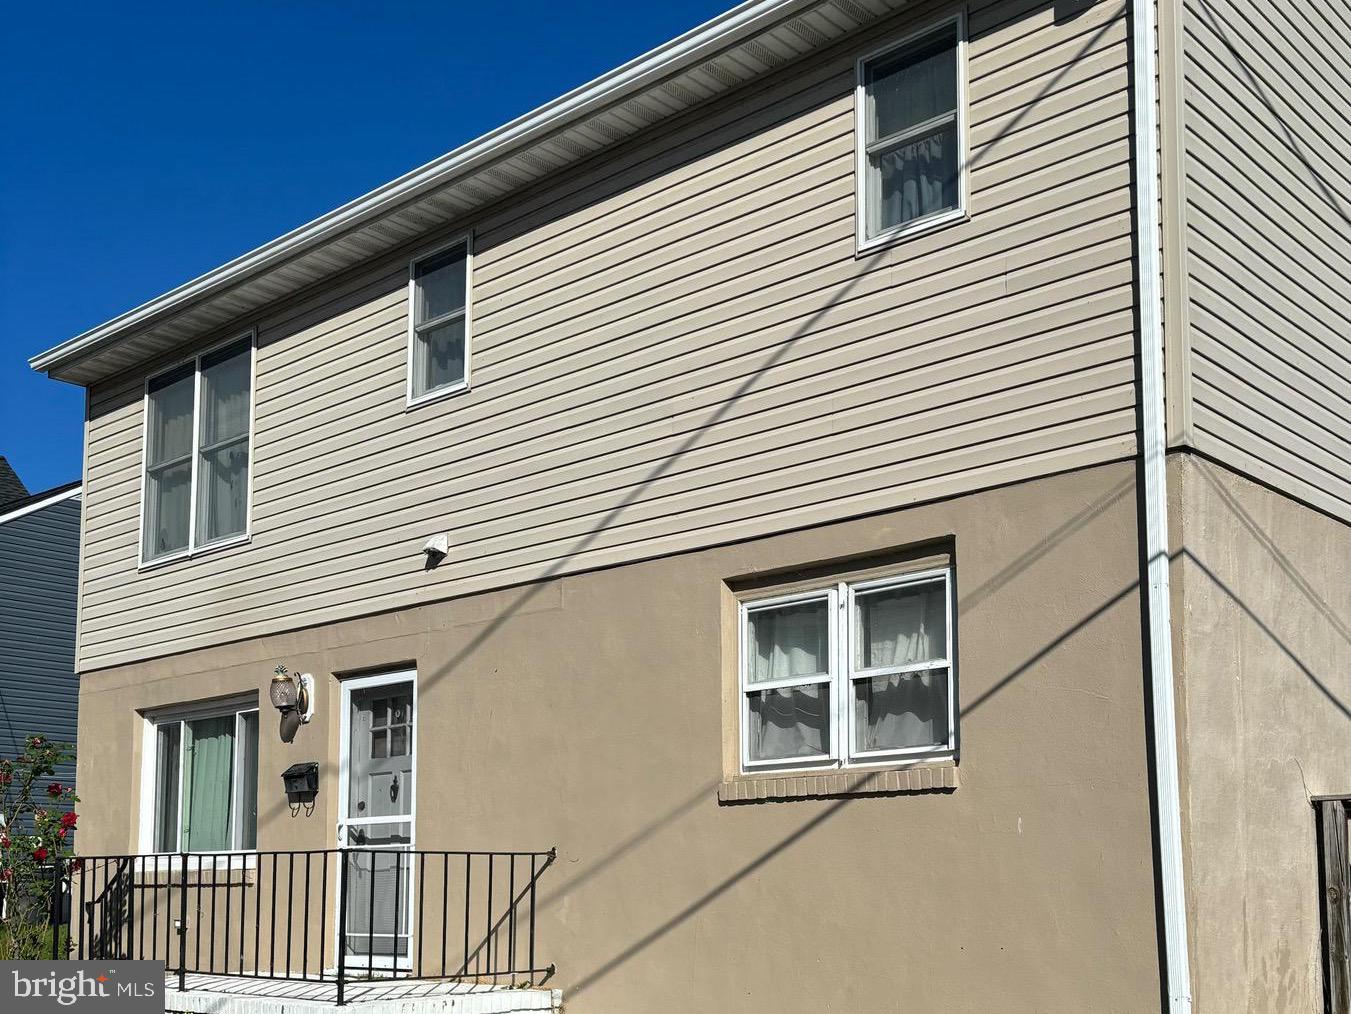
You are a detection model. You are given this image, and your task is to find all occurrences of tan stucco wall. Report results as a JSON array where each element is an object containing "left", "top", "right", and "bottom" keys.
[
  {"left": 76, "top": 460, "right": 1160, "bottom": 1013},
  {"left": 1173, "top": 453, "right": 1351, "bottom": 1012}
]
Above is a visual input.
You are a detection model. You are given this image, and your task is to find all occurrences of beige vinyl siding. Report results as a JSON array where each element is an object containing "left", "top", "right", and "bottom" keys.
[
  {"left": 1178, "top": 0, "right": 1351, "bottom": 519},
  {"left": 76, "top": 0, "right": 1138, "bottom": 670}
]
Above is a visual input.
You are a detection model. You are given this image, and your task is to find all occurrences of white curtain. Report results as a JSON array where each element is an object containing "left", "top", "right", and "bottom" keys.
[
  {"left": 866, "top": 25, "right": 959, "bottom": 234},
  {"left": 413, "top": 244, "right": 468, "bottom": 396},
  {"left": 871, "top": 130, "right": 958, "bottom": 232},
  {"left": 147, "top": 370, "right": 194, "bottom": 464},
  {"left": 856, "top": 582, "right": 946, "bottom": 668},
  {"left": 749, "top": 685, "right": 827, "bottom": 761},
  {"left": 749, "top": 601, "right": 827, "bottom": 681},
  {"left": 868, "top": 29, "right": 957, "bottom": 139},
  {"left": 144, "top": 369, "right": 194, "bottom": 558},
  {"left": 854, "top": 583, "right": 949, "bottom": 751},
  {"left": 415, "top": 317, "right": 466, "bottom": 395},
  {"left": 747, "top": 601, "right": 829, "bottom": 760},
  {"left": 197, "top": 344, "right": 251, "bottom": 544}
]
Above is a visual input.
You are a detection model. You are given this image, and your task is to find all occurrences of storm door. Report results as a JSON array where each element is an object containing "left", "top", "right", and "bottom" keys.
[{"left": 338, "top": 672, "right": 416, "bottom": 969}]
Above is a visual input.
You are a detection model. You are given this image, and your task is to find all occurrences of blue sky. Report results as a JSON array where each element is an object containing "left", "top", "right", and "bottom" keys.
[{"left": 0, "top": 0, "right": 728, "bottom": 493}]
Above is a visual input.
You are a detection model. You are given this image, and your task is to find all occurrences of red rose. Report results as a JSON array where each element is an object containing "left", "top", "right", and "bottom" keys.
[
  {"left": 0, "top": 834, "right": 8, "bottom": 848},
  {"left": 32, "top": 847, "right": 48, "bottom": 862},
  {"left": 58, "top": 828, "right": 68, "bottom": 840},
  {"left": 59, "top": 811, "right": 77, "bottom": 829},
  {"left": 0, "top": 869, "right": 11, "bottom": 882},
  {"left": 70, "top": 858, "right": 82, "bottom": 872},
  {"left": 47, "top": 783, "right": 63, "bottom": 798}
]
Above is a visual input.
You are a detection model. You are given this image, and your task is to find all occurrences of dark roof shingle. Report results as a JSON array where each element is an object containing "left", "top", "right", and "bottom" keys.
[{"left": 0, "top": 457, "right": 29, "bottom": 511}]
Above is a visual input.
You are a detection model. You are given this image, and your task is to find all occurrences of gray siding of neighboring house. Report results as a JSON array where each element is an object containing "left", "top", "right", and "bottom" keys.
[
  {"left": 1176, "top": 0, "right": 1351, "bottom": 519},
  {"left": 0, "top": 496, "right": 80, "bottom": 795},
  {"left": 77, "top": 0, "right": 1140, "bottom": 671}
]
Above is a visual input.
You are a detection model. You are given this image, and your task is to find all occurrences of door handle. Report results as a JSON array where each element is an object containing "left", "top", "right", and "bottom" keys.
[{"left": 391, "top": 773, "right": 399, "bottom": 803}]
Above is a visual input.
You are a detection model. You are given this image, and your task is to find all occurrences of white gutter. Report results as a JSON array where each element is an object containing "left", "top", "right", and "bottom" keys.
[
  {"left": 29, "top": 0, "right": 828, "bottom": 376},
  {"left": 0, "top": 486, "right": 82, "bottom": 526},
  {"left": 1131, "top": 0, "right": 1192, "bottom": 1010}
]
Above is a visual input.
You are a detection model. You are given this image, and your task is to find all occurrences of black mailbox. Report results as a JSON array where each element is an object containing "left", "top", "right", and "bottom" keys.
[{"left": 281, "top": 762, "right": 319, "bottom": 805}]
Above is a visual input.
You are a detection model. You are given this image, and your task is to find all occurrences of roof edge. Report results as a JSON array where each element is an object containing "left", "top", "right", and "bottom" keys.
[
  {"left": 30, "top": 0, "right": 824, "bottom": 379},
  {"left": 0, "top": 482, "right": 82, "bottom": 526}
]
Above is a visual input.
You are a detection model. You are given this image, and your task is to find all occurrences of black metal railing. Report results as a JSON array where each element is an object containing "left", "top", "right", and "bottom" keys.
[{"left": 50, "top": 848, "right": 555, "bottom": 1005}]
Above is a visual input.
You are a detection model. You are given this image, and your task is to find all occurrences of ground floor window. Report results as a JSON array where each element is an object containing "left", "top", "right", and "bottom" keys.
[
  {"left": 739, "top": 566, "right": 955, "bottom": 772},
  {"left": 150, "top": 702, "right": 258, "bottom": 852}
]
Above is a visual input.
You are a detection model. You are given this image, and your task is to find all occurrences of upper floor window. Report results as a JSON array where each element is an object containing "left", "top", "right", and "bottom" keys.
[
  {"left": 408, "top": 238, "right": 471, "bottom": 406},
  {"left": 142, "top": 335, "right": 254, "bottom": 565},
  {"left": 739, "top": 568, "right": 955, "bottom": 771},
  {"left": 856, "top": 16, "right": 966, "bottom": 250}
]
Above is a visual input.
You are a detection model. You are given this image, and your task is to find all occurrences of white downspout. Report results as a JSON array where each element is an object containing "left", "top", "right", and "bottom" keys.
[{"left": 1130, "top": 0, "right": 1192, "bottom": 1010}]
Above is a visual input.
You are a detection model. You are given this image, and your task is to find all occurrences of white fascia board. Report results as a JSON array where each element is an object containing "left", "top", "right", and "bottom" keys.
[
  {"left": 29, "top": 0, "right": 825, "bottom": 377},
  {"left": 0, "top": 486, "right": 82, "bottom": 526}
]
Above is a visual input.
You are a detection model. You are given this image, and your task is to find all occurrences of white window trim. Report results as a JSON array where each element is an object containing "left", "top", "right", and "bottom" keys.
[
  {"left": 854, "top": 13, "right": 970, "bottom": 255},
  {"left": 738, "top": 567, "right": 955, "bottom": 774},
  {"left": 137, "top": 695, "right": 260, "bottom": 861},
  {"left": 137, "top": 329, "right": 257, "bottom": 571},
  {"left": 406, "top": 234, "right": 473, "bottom": 409}
]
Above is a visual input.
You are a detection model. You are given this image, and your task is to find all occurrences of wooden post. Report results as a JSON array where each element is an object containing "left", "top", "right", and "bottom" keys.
[{"left": 1323, "top": 800, "right": 1351, "bottom": 1013}]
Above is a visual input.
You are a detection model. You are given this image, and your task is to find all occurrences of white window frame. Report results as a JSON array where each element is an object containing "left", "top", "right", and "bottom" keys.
[
  {"left": 137, "top": 330, "right": 257, "bottom": 570},
  {"left": 854, "top": 13, "right": 969, "bottom": 254},
  {"left": 406, "top": 234, "right": 473, "bottom": 409},
  {"left": 738, "top": 568, "right": 955, "bottom": 773},
  {"left": 137, "top": 695, "right": 260, "bottom": 858}
]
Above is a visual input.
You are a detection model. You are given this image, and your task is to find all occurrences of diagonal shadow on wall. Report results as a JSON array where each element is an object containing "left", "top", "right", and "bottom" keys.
[{"left": 397, "top": 0, "right": 1156, "bottom": 996}]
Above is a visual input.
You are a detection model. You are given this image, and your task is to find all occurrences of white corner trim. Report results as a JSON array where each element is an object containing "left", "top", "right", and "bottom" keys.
[
  {"left": 1131, "top": 0, "right": 1192, "bottom": 1010},
  {"left": 29, "top": 0, "right": 830, "bottom": 378},
  {"left": 0, "top": 486, "right": 81, "bottom": 526}
]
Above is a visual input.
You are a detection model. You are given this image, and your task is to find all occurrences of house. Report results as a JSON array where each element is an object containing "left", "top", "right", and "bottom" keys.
[
  {"left": 25, "top": 0, "right": 1351, "bottom": 1010},
  {"left": 0, "top": 457, "right": 81, "bottom": 809}
]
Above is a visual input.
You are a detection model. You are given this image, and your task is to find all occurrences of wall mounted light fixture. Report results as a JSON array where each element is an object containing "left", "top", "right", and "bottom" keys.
[{"left": 270, "top": 665, "right": 315, "bottom": 724}]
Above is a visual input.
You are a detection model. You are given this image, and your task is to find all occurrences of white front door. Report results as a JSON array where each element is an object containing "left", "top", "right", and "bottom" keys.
[{"left": 338, "top": 671, "right": 416, "bottom": 969}]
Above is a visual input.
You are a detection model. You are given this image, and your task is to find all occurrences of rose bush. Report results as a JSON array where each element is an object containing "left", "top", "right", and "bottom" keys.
[{"left": 0, "top": 736, "right": 78, "bottom": 959}]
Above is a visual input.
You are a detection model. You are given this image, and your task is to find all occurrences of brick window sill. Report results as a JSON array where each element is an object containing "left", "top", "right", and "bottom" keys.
[{"left": 718, "top": 760, "right": 958, "bottom": 803}]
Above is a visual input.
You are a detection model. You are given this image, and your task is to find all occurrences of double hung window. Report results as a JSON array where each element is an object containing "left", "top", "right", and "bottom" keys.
[
  {"left": 408, "top": 240, "right": 470, "bottom": 404},
  {"left": 857, "top": 17, "right": 965, "bottom": 247},
  {"left": 142, "top": 335, "right": 253, "bottom": 564},
  {"left": 740, "top": 569, "right": 954, "bottom": 771}
]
